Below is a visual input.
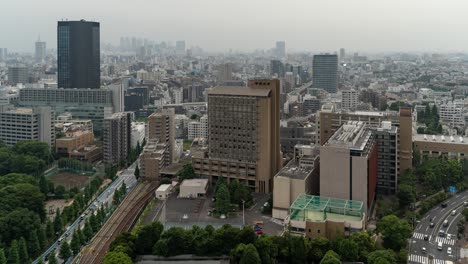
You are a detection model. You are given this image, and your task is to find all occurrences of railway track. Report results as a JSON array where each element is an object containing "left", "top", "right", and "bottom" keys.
[{"left": 77, "top": 181, "right": 157, "bottom": 264}]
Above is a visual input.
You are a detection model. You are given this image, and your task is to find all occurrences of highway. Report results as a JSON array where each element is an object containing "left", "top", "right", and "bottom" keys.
[
  {"left": 33, "top": 162, "right": 138, "bottom": 264},
  {"left": 408, "top": 191, "right": 468, "bottom": 264}
]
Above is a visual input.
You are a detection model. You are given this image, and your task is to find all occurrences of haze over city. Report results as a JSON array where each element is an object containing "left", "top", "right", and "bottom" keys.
[{"left": 3, "top": 0, "right": 468, "bottom": 52}]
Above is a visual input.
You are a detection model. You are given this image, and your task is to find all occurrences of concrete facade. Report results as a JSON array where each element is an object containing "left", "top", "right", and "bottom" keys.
[
  {"left": 103, "top": 112, "right": 132, "bottom": 165},
  {"left": 179, "top": 179, "right": 209, "bottom": 198},
  {"left": 192, "top": 79, "right": 281, "bottom": 193}
]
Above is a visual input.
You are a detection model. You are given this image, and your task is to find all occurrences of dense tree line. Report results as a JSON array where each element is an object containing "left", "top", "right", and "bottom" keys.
[
  {"left": 58, "top": 158, "right": 94, "bottom": 172},
  {"left": 0, "top": 140, "right": 52, "bottom": 176},
  {"left": 104, "top": 219, "right": 409, "bottom": 264},
  {"left": 416, "top": 104, "right": 442, "bottom": 134},
  {"left": 176, "top": 164, "right": 196, "bottom": 180}
]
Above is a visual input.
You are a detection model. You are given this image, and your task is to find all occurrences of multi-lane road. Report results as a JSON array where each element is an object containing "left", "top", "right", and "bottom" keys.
[
  {"left": 409, "top": 191, "right": 468, "bottom": 264},
  {"left": 33, "top": 162, "right": 138, "bottom": 264}
]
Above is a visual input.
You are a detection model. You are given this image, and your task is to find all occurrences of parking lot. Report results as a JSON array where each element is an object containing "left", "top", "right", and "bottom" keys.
[{"left": 142, "top": 192, "right": 284, "bottom": 235}]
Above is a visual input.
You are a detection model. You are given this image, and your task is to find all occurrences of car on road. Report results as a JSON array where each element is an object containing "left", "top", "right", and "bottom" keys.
[
  {"left": 448, "top": 247, "right": 452, "bottom": 254},
  {"left": 443, "top": 219, "right": 449, "bottom": 227},
  {"left": 424, "top": 234, "right": 429, "bottom": 241},
  {"left": 430, "top": 222, "right": 435, "bottom": 228},
  {"left": 447, "top": 234, "right": 452, "bottom": 240},
  {"left": 421, "top": 247, "right": 426, "bottom": 253},
  {"left": 58, "top": 237, "right": 63, "bottom": 244},
  {"left": 464, "top": 201, "right": 468, "bottom": 207},
  {"left": 441, "top": 202, "right": 448, "bottom": 208},
  {"left": 438, "top": 242, "right": 443, "bottom": 250},
  {"left": 439, "top": 230, "right": 445, "bottom": 237},
  {"left": 451, "top": 210, "right": 457, "bottom": 216}
]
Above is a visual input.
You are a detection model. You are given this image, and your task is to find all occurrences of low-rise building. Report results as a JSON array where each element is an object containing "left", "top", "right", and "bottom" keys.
[
  {"left": 287, "top": 194, "right": 365, "bottom": 240},
  {"left": 179, "top": 179, "right": 209, "bottom": 198},
  {"left": 155, "top": 184, "right": 173, "bottom": 200},
  {"left": 273, "top": 145, "right": 320, "bottom": 220},
  {"left": 413, "top": 134, "right": 468, "bottom": 161},
  {"left": 188, "top": 115, "right": 208, "bottom": 140},
  {"left": 139, "top": 139, "right": 169, "bottom": 181},
  {"left": 56, "top": 130, "right": 94, "bottom": 157}
]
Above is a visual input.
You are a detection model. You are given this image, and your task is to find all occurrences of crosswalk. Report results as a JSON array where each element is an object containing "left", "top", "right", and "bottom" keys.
[
  {"left": 413, "top": 233, "right": 428, "bottom": 240},
  {"left": 408, "top": 254, "right": 446, "bottom": 264},
  {"left": 412, "top": 232, "right": 455, "bottom": 245},
  {"left": 435, "top": 236, "right": 455, "bottom": 245}
]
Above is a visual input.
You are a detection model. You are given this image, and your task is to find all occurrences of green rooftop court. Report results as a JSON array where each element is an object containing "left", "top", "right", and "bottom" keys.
[{"left": 289, "top": 194, "right": 364, "bottom": 222}]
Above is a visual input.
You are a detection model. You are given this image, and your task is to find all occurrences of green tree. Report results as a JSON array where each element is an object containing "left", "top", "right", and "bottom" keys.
[
  {"left": 376, "top": 215, "right": 412, "bottom": 250},
  {"left": 0, "top": 248, "right": 6, "bottom": 264},
  {"left": 367, "top": 250, "right": 397, "bottom": 264},
  {"left": 135, "top": 222, "right": 164, "bottom": 254},
  {"left": 134, "top": 165, "right": 140, "bottom": 179},
  {"left": 177, "top": 163, "right": 196, "bottom": 180},
  {"left": 46, "top": 221, "right": 55, "bottom": 241},
  {"left": 54, "top": 209, "right": 63, "bottom": 234},
  {"left": 7, "top": 240, "right": 20, "bottom": 264},
  {"left": 70, "top": 231, "right": 81, "bottom": 255},
  {"left": 0, "top": 208, "right": 41, "bottom": 246},
  {"left": 59, "top": 241, "right": 72, "bottom": 260},
  {"left": 239, "top": 244, "right": 261, "bottom": 264},
  {"left": 90, "top": 213, "right": 98, "bottom": 232},
  {"left": 38, "top": 226, "right": 47, "bottom": 250},
  {"left": 18, "top": 237, "right": 29, "bottom": 264},
  {"left": 349, "top": 232, "right": 375, "bottom": 261},
  {"left": 214, "top": 183, "right": 231, "bottom": 215},
  {"left": 307, "top": 237, "right": 331, "bottom": 263},
  {"left": 320, "top": 250, "right": 341, "bottom": 264},
  {"left": 83, "top": 220, "right": 93, "bottom": 241},
  {"left": 255, "top": 235, "right": 278, "bottom": 264},
  {"left": 28, "top": 230, "right": 40, "bottom": 258},
  {"left": 38, "top": 175, "right": 49, "bottom": 195},
  {"left": 13, "top": 140, "right": 51, "bottom": 162},
  {"left": 0, "top": 183, "right": 45, "bottom": 220},
  {"left": 48, "top": 251, "right": 58, "bottom": 264},
  {"left": 335, "top": 238, "right": 359, "bottom": 261},
  {"left": 103, "top": 252, "right": 132, "bottom": 264},
  {"left": 397, "top": 184, "right": 416, "bottom": 208},
  {"left": 54, "top": 185, "right": 66, "bottom": 199}
]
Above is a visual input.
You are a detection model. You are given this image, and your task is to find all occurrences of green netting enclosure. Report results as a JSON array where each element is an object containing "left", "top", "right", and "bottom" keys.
[{"left": 289, "top": 194, "right": 363, "bottom": 222}]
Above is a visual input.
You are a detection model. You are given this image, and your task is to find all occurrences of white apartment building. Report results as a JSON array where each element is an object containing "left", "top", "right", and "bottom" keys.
[
  {"left": 341, "top": 89, "right": 359, "bottom": 111},
  {"left": 188, "top": 115, "right": 208, "bottom": 140},
  {"left": 0, "top": 106, "right": 55, "bottom": 147},
  {"left": 439, "top": 102, "right": 464, "bottom": 127}
]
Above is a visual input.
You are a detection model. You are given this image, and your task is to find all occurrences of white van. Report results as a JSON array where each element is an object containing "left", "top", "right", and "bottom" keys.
[{"left": 438, "top": 242, "right": 443, "bottom": 250}]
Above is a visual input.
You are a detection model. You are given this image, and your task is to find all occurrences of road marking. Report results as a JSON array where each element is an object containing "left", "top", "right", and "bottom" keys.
[
  {"left": 435, "top": 236, "right": 455, "bottom": 245},
  {"left": 408, "top": 254, "right": 428, "bottom": 263},
  {"left": 413, "top": 233, "right": 429, "bottom": 240}
]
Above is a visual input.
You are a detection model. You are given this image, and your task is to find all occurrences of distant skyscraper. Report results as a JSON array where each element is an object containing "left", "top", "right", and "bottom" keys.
[
  {"left": 341, "top": 89, "right": 358, "bottom": 110},
  {"left": 103, "top": 112, "right": 132, "bottom": 165},
  {"left": 57, "top": 20, "right": 100, "bottom": 89},
  {"left": 35, "top": 37, "right": 46, "bottom": 62},
  {"left": 312, "top": 54, "right": 338, "bottom": 93},
  {"left": 0, "top": 48, "right": 6, "bottom": 61},
  {"left": 339, "top": 48, "right": 345, "bottom": 62},
  {"left": 276, "top": 41, "right": 286, "bottom": 59},
  {"left": 175, "top": 41, "right": 186, "bottom": 55},
  {"left": 217, "top": 63, "right": 233, "bottom": 84},
  {"left": 8, "top": 65, "right": 29, "bottom": 84},
  {"left": 270, "top": 60, "right": 285, "bottom": 78}
]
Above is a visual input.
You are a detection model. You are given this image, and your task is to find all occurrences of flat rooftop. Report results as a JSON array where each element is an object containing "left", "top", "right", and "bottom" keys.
[
  {"left": 290, "top": 194, "right": 364, "bottom": 222},
  {"left": 181, "top": 179, "right": 209, "bottom": 188},
  {"left": 275, "top": 156, "right": 316, "bottom": 180},
  {"left": 208, "top": 86, "right": 271, "bottom": 97},
  {"left": 325, "top": 121, "right": 373, "bottom": 152},
  {"left": 4, "top": 107, "right": 33, "bottom": 114},
  {"left": 413, "top": 134, "right": 468, "bottom": 145}
]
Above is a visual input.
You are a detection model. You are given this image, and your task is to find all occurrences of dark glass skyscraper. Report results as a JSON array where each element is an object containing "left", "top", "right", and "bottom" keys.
[
  {"left": 312, "top": 54, "right": 338, "bottom": 93},
  {"left": 58, "top": 20, "right": 100, "bottom": 89}
]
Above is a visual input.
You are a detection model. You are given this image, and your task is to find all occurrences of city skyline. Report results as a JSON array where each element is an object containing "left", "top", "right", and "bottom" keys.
[{"left": 2, "top": 0, "right": 468, "bottom": 53}]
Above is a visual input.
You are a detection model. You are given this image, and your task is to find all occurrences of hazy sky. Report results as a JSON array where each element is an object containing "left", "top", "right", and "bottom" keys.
[{"left": 3, "top": 0, "right": 468, "bottom": 53}]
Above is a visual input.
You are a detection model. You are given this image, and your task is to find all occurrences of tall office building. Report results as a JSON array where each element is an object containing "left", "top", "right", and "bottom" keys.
[
  {"left": 8, "top": 65, "right": 29, "bottom": 84},
  {"left": 175, "top": 41, "right": 186, "bottom": 55},
  {"left": 192, "top": 79, "right": 281, "bottom": 193},
  {"left": 276, "top": 41, "right": 286, "bottom": 59},
  {"left": 372, "top": 121, "right": 398, "bottom": 195},
  {"left": 103, "top": 112, "right": 132, "bottom": 165},
  {"left": 312, "top": 54, "right": 338, "bottom": 93},
  {"left": 271, "top": 60, "right": 285, "bottom": 78},
  {"left": 320, "top": 121, "right": 378, "bottom": 212},
  {"left": 217, "top": 63, "right": 233, "bottom": 84},
  {"left": 148, "top": 109, "right": 175, "bottom": 164},
  {"left": 57, "top": 20, "right": 100, "bottom": 89},
  {"left": 339, "top": 48, "right": 345, "bottom": 62},
  {"left": 0, "top": 106, "right": 55, "bottom": 147},
  {"left": 35, "top": 38, "right": 46, "bottom": 62},
  {"left": 342, "top": 89, "right": 359, "bottom": 110},
  {"left": 0, "top": 48, "right": 6, "bottom": 61}
]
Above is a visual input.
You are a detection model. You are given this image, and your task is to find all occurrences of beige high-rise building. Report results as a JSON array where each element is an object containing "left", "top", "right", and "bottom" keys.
[
  {"left": 148, "top": 108, "right": 175, "bottom": 164},
  {"left": 139, "top": 139, "right": 168, "bottom": 181},
  {"left": 217, "top": 63, "right": 233, "bottom": 84},
  {"left": 399, "top": 107, "right": 413, "bottom": 174},
  {"left": 192, "top": 79, "right": 281, "bottom": 193},
  {"left": 103, "top": 112, "right": 132, "bottom": 165}
]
